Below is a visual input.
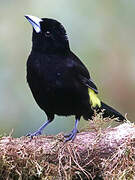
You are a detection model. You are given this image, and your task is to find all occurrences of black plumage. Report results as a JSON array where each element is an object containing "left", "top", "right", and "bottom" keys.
[{"left": 25, "top": 15, "right": 125, "bottom": 141}]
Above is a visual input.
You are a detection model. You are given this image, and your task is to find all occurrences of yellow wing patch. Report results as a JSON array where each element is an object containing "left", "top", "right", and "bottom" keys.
[{"left": 88, "top": 88, "right": 101, "bottom": 108}]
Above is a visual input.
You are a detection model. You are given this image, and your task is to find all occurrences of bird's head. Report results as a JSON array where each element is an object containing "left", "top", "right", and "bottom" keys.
[{"left": 25, "top": 15, "right": 70, "bottom": 54}]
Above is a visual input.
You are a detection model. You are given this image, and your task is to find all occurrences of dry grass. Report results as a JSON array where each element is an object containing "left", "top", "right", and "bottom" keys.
[
  {"left": 103, "top": 138, "right": 135, "bottom": 180},
  {"left": 0, "top": 115, "right": 134, "bottom": 180}
]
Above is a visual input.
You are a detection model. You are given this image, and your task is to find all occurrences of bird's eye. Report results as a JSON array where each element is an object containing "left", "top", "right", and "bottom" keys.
[{"left": 45, "top": 31, "right": 51, "bottom": 37}]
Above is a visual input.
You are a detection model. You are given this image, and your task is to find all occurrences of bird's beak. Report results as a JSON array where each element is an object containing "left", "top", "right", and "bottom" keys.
[{"left": 25, "top": 15, "right": 43, "bottom": 33}]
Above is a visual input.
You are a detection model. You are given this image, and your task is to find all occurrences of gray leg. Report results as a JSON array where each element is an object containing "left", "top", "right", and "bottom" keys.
[
  {"left": 26, "top": 115, "right": 54, "bottom": 138},
  {"left": 64, "top": 117, "right": 80, "bottom": 142}
]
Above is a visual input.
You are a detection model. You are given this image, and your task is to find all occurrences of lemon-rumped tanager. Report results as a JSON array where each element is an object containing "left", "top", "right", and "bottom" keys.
[{"left": 25, "top": 15, "right": 125, "bottom": 141}]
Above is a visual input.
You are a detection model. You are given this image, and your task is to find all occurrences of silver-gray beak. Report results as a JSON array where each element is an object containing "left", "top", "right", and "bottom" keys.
[{"left": 25, "top": 15, "right": 43, "bottom": 33}]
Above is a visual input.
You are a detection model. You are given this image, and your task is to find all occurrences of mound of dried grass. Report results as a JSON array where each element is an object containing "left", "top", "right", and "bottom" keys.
[{"left": 0, "top": 115, "right": 134, "bottom": 180}]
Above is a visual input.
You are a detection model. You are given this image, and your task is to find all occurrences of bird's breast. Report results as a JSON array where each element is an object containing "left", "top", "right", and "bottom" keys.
[{"left": 27, "top": 53, "right": 79, "bottom": 103}]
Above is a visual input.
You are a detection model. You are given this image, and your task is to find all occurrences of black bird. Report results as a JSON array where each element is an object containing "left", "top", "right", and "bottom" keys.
[{"left": 25, "top": 15, "right": 125, "bottom": 141}]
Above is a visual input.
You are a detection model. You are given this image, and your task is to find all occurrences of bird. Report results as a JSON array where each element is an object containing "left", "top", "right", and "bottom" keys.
[{"left": 25, "top": 15, "right": 125, "bottom": 141}]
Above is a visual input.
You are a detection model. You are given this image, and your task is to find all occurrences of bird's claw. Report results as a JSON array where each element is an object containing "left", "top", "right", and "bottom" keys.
[
  {"left": 26, "top": 130, "right": 42, "bottom": 139},
  {"left": 64, "top": 129, "right": 78, "bottom": 142},
  {"left": 64, "top": 129, "right": 79, "bottom": 138}
]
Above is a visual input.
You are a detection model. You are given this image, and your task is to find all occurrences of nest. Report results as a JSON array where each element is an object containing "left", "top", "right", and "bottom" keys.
[{"left": 0, "top": 115, "right": 134, "bottom": 180}]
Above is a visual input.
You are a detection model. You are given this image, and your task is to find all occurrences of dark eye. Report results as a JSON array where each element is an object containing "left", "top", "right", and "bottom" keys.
[{"left": 45, "top": 31, "right": 51, "bottom": 37}]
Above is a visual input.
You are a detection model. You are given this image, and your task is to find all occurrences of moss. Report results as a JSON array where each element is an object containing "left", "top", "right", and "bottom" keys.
[{"left": 0, "top": 116, "right": 134, "bottom": 180}]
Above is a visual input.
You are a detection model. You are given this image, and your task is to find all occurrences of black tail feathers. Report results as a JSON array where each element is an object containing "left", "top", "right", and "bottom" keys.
[
  {"left": 100, "top": 102, "right": 125, "bottom": 122},
  {"left": 83, "top": 101, "right": 125, "bottom": 121}
]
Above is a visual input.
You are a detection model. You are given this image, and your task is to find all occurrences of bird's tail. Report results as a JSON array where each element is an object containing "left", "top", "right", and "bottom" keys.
[
  {"left": 83, "top": 89, "right": 125, "bottom": 121},
  {"left": 100, "top": 101, "right": 125, "bottom": 121}
]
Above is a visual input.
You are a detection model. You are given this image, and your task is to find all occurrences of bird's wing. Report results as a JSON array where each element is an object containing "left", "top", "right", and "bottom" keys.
[
  {"left": 69, "top": 52, "right": 98, "bottom": 94},
  {"left": 74, "top": 63, "right": 98, "bottom": 94}
]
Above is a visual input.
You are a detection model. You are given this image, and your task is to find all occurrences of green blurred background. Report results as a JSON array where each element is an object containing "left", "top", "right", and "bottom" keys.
[{"left": 0, "top": 0, "right": 135, "bottom": 137}]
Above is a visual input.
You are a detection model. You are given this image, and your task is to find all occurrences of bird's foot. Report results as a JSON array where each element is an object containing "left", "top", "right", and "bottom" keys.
[
  {"left": 26, "top": 120, "right": 51, "bottom": 139},
  {"left": 64, "top": 129, "right": 79, "bottom": 138},
  {"left": 26, "top": 129, "right": 42, "bottom": 139},
  {"left": 64, "top": 129, "right": 78, "bottom": 142}
]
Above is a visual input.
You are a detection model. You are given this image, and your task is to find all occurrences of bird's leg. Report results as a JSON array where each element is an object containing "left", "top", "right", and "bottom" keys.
[
  {"left": 26, "top": 115, "right": 54, "bottom": 139},
  {"left": 64, "top": 117, "right": 80, "bottom": 142}
]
